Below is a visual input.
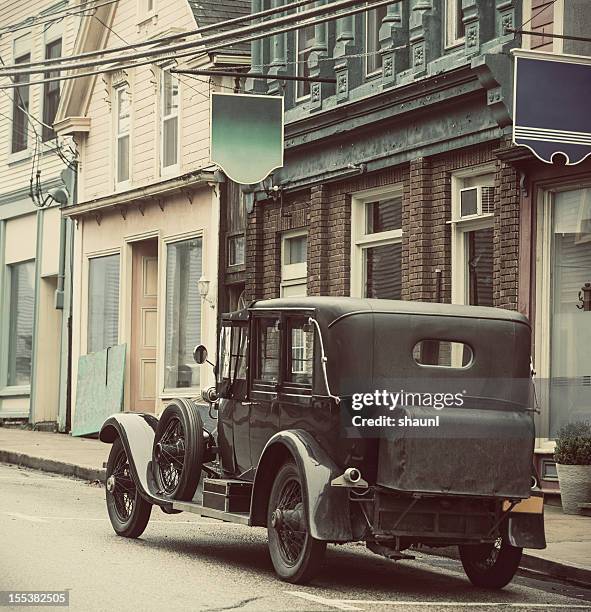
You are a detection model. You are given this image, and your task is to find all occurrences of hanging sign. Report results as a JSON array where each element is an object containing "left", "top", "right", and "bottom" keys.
[
  {"left": 210, "top": 93, "right": 284, "bottom": 184},
  {"left": 513, "top": 50, "right": 591, "bottom": 165}
]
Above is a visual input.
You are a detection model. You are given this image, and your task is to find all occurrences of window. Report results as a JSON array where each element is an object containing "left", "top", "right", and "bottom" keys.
[
  {"left": 445, "top": 0, "right": 465, "bottom": 48},
  {"left": 115, "top": 85, "right": 131, "bottom": 184},
  {"left": 288, "top": 319, "right": 314, "bottom": 386},
  {"left": 217, "top": 323, "right": 248, "bottom": 398},
  {"left": 281, "top": 231, "right": 307, "bottom": 297},
  {"left": 295, "top": 8, "right": 315, "bottom": 100},
  {"left": 413, "top": 340, "right": 473, "bottom": 368},
  {"left": 11, "top": 53, "right": 31, "bottom": 153},
  {"left": 226, "top": 181, "right": 246, "bottom": 267},
  {"left": 161, "top": 70, "right": 179, "bottom": 170},
  {"left": 352, "top": 190, "right": 403, "bottom": 299},
  {"left": 164, "top": 238, "right": 202, "bottom": 389},
  {"left": 88, "top": 255, "right": 120, "bottom": 354},
  {"left": 366, "top": 6, "right": 388, "bottom": 75},
  {"left": 255, "top": 318, "right": 280, "bottom": 384},
  {"left": 42, "top": 38, "right": 62, "bottom": 141},
  {"left": 7, "top": 261, "right": 35, "bottom": 386},
  {"left": 451, "top": 172, "right": 495, "bottom": 307}
]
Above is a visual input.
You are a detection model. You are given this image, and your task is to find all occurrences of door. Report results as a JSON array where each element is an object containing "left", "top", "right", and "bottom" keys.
[
  {"left": 540, "top": 188, "right": 591, "bottom": 437},
  {"left": 248, "top": 316, "right": 281, "bottom": 467},
  {"left": 130, "top": 240, "right": 158, "bottom": 412}
]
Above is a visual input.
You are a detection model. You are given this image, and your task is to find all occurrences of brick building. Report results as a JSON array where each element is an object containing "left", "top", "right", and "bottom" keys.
[{"left": 214, "top": 0, "right": 591, "bottom": 493}]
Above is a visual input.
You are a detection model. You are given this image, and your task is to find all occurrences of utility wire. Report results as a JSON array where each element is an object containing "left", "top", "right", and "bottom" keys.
[
  {"left": 0, "top": 0, "right": 395, "bottom": 77},
  {"left": 1, "top": 0, "right": 319, "bottom": 71},
  {"left": 0, "top": 0, "right": 119, "bottom": 36}
]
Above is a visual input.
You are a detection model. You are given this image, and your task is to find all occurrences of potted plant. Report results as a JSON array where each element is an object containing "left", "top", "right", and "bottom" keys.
[{"left": 554, "top": 421, "right": 591, "bottom": 515}]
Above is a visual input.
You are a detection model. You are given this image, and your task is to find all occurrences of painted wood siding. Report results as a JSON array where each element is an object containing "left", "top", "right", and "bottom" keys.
[
  {"left": 80, "top": 0, "right": 212, "bottom": 202},
  {"left": 0, "top": 1, "right": 78, "bottom": 194}
]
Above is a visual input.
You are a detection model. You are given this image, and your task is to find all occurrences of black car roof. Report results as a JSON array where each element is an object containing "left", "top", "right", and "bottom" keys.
[{"left": 238, "top": 297, "right": 530, "bottom": 328}]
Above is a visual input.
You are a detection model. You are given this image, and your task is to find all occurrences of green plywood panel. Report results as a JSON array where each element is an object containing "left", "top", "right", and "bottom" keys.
[{"left": 72, "top": 344, "right": 126, "bottom": 437}]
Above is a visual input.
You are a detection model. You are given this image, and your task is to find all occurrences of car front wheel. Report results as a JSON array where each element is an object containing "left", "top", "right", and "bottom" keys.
[
  {"left": 105, "top": 437, "right": 152, "bottom": 538},
  {"left": 267, "top": 461, "right": 326, "bottom": 584},
  {"left": 459, "top": 537, "right": 523, "bottom": 589}
]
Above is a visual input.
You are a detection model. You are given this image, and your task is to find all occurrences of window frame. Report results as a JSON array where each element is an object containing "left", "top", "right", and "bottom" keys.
[
  {"left": 284, "top": 316, "right": 314, "bottom": 394},
  {"left": 5, "top": 259, "right": 36, "bottom": 390},
  {"left": 251, "top": 315, "right": 282, "bottom": 395},
  {"left": 365, "top": 6, "right": 388, "bottom": 77},
  {"left": 160, "top": 68, "right": 180, "bottom": 174},
  {"left": 350, "top": 186, "right": 404, "bottom": 299},
  {"left": 114, "top": 84, "right": 131, "bottom": 188},
  {"left": 444, "top": 0, "right": 466, "bottom": 49},
  {"left": 86, "top": 252, "right": 121, "bottom": 355},
  {"left": 41, "top": 30, "right": 62, "bottom": 143},
  {"left": 450, "top": 168, "right": 495, "bottom": 306},
  {"left": 281, "top": 230, "right": 308, "bottom": 297},
  {"left": 294, "top": 7, "right": 315, "bottom": 101},
  {"left": 11, "top": 51, "right": 32, "bottom": 155},
  {"left": 161, "top": 233, "right": 204, "bottom": 395}
]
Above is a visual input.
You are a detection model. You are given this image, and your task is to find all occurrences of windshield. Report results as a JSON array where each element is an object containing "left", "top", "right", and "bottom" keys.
[{"left": 218, "top": 323, "right": 248, "bottom": 399}]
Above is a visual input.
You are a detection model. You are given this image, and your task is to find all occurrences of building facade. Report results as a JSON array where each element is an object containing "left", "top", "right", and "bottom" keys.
[
  {"left": 241, "top": 0, "right": 590, "bottom": 492},
  {"left": 0, "top": 1, "right": 78, "bottom": 430},
  {"left": 56, "top": 0, "right": 249, "bottom": 424}
]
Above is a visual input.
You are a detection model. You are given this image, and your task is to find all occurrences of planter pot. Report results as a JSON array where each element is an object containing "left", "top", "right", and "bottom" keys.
[{"left": 556, "top": 464, "right": 591, "bottom": 515}]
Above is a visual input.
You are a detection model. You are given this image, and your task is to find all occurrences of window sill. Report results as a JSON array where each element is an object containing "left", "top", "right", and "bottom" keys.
[
  {"left": 0, "top": 385, "right": 31, "bottom": 398},
  {"left": 8, "top": 149, "right": 32, "bottom": 166},
  {"left": 137, "top": 12, "right": 158, "bottom": 30}
]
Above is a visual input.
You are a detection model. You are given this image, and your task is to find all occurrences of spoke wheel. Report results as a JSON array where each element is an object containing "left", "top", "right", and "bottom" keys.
[
  {"left": 267, "top": 461, "right": 326, "bottom": 584},
  {"left": 105, "top": 438, "right": 152, "bottom": 538},
  {"left": 459, "top": 536, "right": 522, "bottom": 589},
  {"left": 153, "top": 399, "right": 204, "bottom": 501}
]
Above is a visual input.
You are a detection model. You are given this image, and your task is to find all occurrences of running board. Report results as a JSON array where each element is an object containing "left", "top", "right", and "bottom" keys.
[{"left": 171, "top": 500, "right": 251, "bottom": 525}]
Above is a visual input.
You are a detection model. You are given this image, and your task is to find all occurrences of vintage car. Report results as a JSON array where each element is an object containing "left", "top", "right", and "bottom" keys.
[{"left": 100, "top": 297, "right": 546, "bottom": 586}]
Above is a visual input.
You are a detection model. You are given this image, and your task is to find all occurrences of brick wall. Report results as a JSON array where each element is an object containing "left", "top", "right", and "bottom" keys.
[
  {"left": 245, "top": 141, "right": 521, "bottom": 311},
  {"left": 529, "top": 0, "right": 555, "bottom": 52}
]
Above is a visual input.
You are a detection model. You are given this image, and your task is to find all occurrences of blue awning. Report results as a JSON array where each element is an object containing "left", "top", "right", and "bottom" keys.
[{"left": 513, "top": 50, "right": 591, "bottom": 165}]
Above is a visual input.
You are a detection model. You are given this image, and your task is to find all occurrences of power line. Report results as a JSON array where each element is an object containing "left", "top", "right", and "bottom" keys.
[
  {"left": 0, "top": 0, "right": 119, "bottom": 37},
  {"left": 507, "top": 28, "right": 591, "bottom": 44},
  {"left": 0, "top": 0, "right": 395, "bottom": 78},
  {"left": 1, "top": 0, "right": 318, "bottom": 72}
]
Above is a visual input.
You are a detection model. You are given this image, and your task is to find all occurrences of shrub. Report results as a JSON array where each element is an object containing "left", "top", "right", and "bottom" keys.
[{"left": 554, "top": 421, "right": 591, "bottom": 465}]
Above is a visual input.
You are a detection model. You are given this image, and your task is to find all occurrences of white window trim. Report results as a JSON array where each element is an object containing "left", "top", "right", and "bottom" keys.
[
  {"left": 281, "top": 230, "right": 308, "bottom": 295},
  {"left": 8, "top": 35, "right": 32, "bottom": 163},
  {"left": 450, "top": 167, "right": 495, "bottom": 306},
  {"left": 137, "top": 0, "right": 157, "bottom": 27},
  {"left": 444, "top": 0, "right": 465, "bottom": 50},
  {"left": 295, "top": 9, "right": 313, "bottom": 102},
  {"left": 159, "top": 231, "right": 204, "bottom": 397},
  {"left": 350, "top": 185, "right": 403, "bottom": 299},
  {"left": 160, "top": 68, "right": 181, "bottom": 176},
  {"left": 114, "top": 84, "right": 131, "bottom": 190},
  {"left": 365, "top": 8, "right": 384, "bottom": 77}
]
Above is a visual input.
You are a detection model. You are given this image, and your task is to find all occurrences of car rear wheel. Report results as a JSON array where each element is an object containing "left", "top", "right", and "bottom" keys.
[
  {"left": 267, "top": 461, "right": 326, "bottom": 584},
  {"left": 105, "top": 437, "right": 152, "bottom": 538},
  {"left": 153, "top": 399, "right": 204, "bottom": 501},
  {"left": 459, "top": 537, "right": 523, "bottom": 588}
]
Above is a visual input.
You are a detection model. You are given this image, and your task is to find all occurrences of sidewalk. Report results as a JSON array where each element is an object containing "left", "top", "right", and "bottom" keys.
[{"left": 0, "top": 427, "right": 589, "bottom": 586}]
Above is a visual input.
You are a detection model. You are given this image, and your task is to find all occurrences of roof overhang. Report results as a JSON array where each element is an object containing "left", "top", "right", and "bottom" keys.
[
  {"left": 55, "top": 116, "right": 91, "bottom": 136},
  {"left": 61, "top": 169, "right": 219, "bottom": 219}
]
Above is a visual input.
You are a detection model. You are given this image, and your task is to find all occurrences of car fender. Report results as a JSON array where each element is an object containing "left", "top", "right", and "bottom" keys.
[
  {"left": 250, "top": 429, "right": 352, "bottom": 542},
  {"left": 100, "top": 413, "right": 173, "bottom": 510}
]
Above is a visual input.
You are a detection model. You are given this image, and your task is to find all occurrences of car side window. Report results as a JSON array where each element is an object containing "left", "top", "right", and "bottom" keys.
[
  {"left": 287, "top": 319, "right": 314, "bottom": 387},
  {"left": 218, "top": 322, "right": 248, "bottom": 398},
  {"left": 255, "top": 317, "right": 281, "bottom": 384}
]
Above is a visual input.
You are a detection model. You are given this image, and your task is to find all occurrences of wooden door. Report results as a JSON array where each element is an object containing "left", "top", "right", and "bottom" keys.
[{"left": 130, "top": 240, "right": 158, "bottom": 412}]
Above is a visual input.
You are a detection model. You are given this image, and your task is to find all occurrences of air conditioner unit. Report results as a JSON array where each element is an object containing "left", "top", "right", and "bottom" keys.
[{"left": 459, "top": 186, "right": 495, "bottom": 218}]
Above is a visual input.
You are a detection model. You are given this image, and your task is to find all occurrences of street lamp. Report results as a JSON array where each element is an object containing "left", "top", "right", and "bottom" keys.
[{"left": 198, "top": 276, "right": 216, "bottom": 309}]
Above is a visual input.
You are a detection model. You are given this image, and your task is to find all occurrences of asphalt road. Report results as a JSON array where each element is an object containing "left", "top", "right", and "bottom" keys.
[{"left": 1, "top": 463, "right": 590, "bottom": 612}]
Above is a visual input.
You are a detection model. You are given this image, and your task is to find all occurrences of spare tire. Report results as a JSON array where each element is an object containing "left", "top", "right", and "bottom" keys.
[{"left": 153, "top": 398, "right": 204, "bottom": 501}]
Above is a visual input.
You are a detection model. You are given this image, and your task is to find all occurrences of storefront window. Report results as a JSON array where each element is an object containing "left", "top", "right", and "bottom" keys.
[
  {"left": 548, "top": 188, "right": 591, "bottom": 436},
  {"left": 164, "top": 238, "right": 202, "bottom": 389},
  {"left": 87, "top": 255, "right": 120, "bottom": 354},
  {"left": 7, "top": 261, "right": 35, "bottom": 386}
]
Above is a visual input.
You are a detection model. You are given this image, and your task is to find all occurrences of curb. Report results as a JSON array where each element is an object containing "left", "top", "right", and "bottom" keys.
[
  {"left": 520, "top": 552, "right": 591, "bottom": 588},
  {"left": 0, "top": 450, "right": 105, "bottom": 483}
]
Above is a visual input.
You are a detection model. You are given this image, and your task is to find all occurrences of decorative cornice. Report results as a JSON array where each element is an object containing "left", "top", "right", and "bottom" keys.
[{"left": 54, "top": 117, "right": 91, "bottom": 136}]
